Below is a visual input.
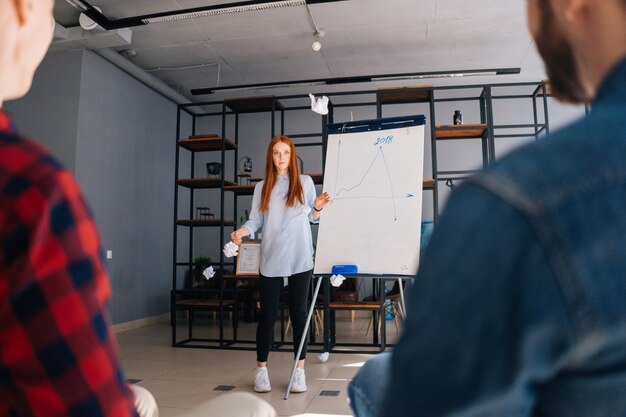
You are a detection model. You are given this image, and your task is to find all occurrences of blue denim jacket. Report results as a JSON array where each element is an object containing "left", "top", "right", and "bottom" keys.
[{"left": 381, "top": 58, "right": 626, "bottom": 417}]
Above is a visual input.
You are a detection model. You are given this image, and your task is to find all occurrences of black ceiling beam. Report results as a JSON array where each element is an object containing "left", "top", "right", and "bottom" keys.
[
  {"left": 75, "top": 0, "right": 347, "bottom": 30},
  {"left": 190, "top": 68, "right": 522, "bottom": 95}
]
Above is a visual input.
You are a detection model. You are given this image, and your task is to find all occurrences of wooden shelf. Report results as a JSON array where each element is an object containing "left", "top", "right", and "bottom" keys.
[
  {"left": 223, "top": 274, "right": 259, "bottom": 279},
  {"left": 377, "top": 86, "right": 432, "bottom": 104},
  {"left": 435, "top": 124, "right": 488, "bottom": 139},
  {"left": 224, "top": 185, "right": 255, "bottom": 196},
  {"left": 308, "top": 173, "right": 324, "bottom": 185},
  {"left": 225, "top": 96, "right": 284, "bottom": 113},
  {"left": 177, "top": 137, "right": 237, "bottom": 152},
  {"left": 176, "top": 219, "right": 235, "bottom": 227},
  {"left": 177, "top": 178, "right": 236, "bottom": 189},
  {"left": 423, "top": 179, "right": 435, "bottom": 190}
]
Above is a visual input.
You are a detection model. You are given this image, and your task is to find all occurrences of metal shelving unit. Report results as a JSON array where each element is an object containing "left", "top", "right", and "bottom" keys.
[
  {"left": 429, "top": 82, "right": 550, "bottom": 217},
  {"left": 172, "top": 115, "right": 239, "bottom": 347},
  {"left": 171, "top": 79, "right": 551, "bottom": 350}
]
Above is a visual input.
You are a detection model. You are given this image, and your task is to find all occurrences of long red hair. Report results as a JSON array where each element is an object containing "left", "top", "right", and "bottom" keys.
[{"left": 260, "top": 136, "right": 303, "bottom": 213}]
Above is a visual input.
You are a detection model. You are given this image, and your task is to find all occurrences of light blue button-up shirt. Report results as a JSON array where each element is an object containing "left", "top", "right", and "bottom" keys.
[{"left": 244, "top": 174, "right": 318, "bottom": 277}]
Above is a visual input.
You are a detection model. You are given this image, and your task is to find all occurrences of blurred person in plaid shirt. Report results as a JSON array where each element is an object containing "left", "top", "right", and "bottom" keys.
[{"left": 0, "top": 0, "right": 157, "bottom": 415}]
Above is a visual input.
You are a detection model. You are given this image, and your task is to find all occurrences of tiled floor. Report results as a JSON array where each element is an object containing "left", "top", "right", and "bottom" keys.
[{"left": 116, "top": 311, "right": 400, "bottom": 417}]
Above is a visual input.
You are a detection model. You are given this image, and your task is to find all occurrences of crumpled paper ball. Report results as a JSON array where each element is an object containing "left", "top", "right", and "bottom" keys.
[
  {"left": 202, "top": 266, "right": 215, "bottom": 280},
  {"left": 309, "top": 93, "right": 329, "bottom": 115},
  {"left": 223, "top": 241, "right": 239, "bottom": 258},
  {"left": 330, "top": 274, "right": 346, "bottom": 287}
]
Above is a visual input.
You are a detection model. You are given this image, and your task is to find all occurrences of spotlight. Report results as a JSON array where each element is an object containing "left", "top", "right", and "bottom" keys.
[
  {"left": 312, "top": 40, "right": 322, "bottom": 52},
  {"left": 79, "top": 5, "right": 102, "bottom": 30}
]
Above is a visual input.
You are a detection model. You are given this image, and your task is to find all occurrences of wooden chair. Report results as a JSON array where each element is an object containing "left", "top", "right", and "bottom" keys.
[
  {"left": 282, "top": 282, "right": 324, "bottom": 336},
  {"left": 365, "top": 279, "right": 406, "bottom": 337},
  {"left": 284, "top": 310, "right": 324, "bottom": 336},
  {"left": 176, "top": 268, "right": 239, "bottom": 322},
  {"left": 333, "top": 277, "right": 359, "bottom": 321}
]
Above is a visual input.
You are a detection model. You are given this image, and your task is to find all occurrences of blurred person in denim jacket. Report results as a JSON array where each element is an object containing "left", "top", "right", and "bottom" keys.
[{"left": 349, "top": 0, "right": 626, "bottom": 416}]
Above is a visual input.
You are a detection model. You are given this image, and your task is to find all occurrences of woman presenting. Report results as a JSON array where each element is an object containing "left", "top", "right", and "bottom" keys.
[{"left": 231, "top": 135, "right": 331, "bottom": 394}]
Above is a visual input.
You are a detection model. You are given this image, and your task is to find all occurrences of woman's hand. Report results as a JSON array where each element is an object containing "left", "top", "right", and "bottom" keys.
[
  {"left": 230, "top": 229, "right": 246, "bottom": 245},
  {"left": 314, "top": 192, "right": 332, "bottom": 211}
]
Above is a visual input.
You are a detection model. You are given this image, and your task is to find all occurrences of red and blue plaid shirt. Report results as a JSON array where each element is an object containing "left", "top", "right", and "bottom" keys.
[{"left": 0, "top": 110, "right": 137, "bottom": 416}]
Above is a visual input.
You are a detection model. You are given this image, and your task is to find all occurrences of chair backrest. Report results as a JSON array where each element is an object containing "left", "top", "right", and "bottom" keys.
[{"left": 385, "top": 279, "right": 408, "bottom": 301}]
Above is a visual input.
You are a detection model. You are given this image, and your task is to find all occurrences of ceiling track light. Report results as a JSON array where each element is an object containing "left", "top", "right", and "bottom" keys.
[
  {"left": 143, "top": 0, "right": 306, "bottom": 24},
  {"left": 371, "top": 71, "right": 501, "bottom": 82},
  {"left": 190, "top": 68, "right": 522, "bottom": 95},
  {"left": 71, "top": 0, "right": 347, "bottom": 30}
]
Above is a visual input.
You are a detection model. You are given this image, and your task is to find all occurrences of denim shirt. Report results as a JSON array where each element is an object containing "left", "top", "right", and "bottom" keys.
[
  {"left": 244, "top": 174, "right": 318, "bottom": 277},
  {"left": 382, "top": 57, "right": 626, "bottom": 417}
]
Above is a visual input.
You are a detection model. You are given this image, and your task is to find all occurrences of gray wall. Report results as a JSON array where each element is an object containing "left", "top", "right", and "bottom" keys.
[
  {"left": 75, "top": 51, "right": 177, "bottom": 324},
  {"left": 5, "top": 50, "right": 83, "bottom": 172},
  {"left": 6, "top": 49, "right": 179, "bottom": 324}
]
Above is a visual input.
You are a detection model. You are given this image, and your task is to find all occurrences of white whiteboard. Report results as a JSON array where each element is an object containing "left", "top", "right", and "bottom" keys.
[{"left": 314, "top": 119, "right": 425, "bottom": 275}]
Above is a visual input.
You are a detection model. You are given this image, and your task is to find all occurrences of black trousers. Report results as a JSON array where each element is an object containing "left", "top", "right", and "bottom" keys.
[{"left": 256, "top": 269, "right": 313, "bottom": 362}]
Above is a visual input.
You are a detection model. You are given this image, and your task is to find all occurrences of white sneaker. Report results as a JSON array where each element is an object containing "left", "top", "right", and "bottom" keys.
[
  {"left": 290, "top": 368, "right": 307, "bottom": 393},
  {"left": 254, "top": 367, "right": 272, "bottom": 393}
]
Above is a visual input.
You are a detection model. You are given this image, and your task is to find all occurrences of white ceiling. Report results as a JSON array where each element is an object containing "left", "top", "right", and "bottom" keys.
[{"left": 52, "top": 0, "right": 547, "bottom": 101}]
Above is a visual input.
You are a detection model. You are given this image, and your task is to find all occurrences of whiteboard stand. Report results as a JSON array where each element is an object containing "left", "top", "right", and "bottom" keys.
[
  {"left": 287, "top": 115, "right": 426, "bottom": 399},
  {"left": 285, "top": 275, "right": 324, "bottom": 400},
  {"left": 284, "top": 274, "right": 412, "bottom": 400}
]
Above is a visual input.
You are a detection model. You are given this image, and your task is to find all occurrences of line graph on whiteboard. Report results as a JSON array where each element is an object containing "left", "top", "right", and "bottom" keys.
[{"left": 331, "top": 139, "right": 415, "bottom": 222}]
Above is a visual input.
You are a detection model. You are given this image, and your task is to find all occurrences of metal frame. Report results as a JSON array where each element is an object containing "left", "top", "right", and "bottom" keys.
[
  {"left": 171, "top": 79, "right": 552, "bottom": 350},
  {"left": 74, "top": 0, "right": 346, "bottom": 30},
  {"left": 191, "top": 68, "right": 521, "bottom": 95},
  {"left": 432, "top": 82, "right": 551, "bottom": 209}
]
